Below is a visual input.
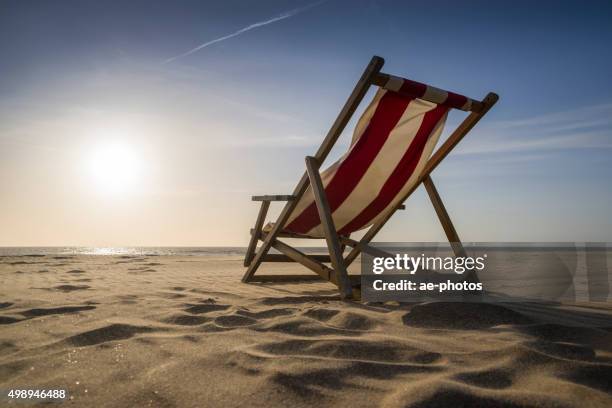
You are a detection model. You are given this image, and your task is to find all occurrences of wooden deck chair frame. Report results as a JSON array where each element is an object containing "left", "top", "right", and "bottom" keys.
[{"left": 242, "top": 56, "right": 498, "bottom": 300}]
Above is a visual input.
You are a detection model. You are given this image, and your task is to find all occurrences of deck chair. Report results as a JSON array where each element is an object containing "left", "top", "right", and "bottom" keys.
[{"left": 242, "top": 56, "right": 498, "bottom": 299}]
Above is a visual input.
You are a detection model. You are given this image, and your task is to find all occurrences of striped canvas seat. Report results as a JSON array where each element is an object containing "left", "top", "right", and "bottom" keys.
[
  {"left": 281, "top": 76, "right": 471, "bottom": 238},
  {"left": 243, "top": 56, "right": 498, "bottom": 299}
]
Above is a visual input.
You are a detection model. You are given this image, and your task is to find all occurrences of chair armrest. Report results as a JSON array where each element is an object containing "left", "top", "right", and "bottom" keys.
[{"left": 251, "top": 195, "right": 295, "bottom": 202}]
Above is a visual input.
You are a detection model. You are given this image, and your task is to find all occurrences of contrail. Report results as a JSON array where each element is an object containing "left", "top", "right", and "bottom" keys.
[{"left": 163, "top": 0, "right": 328, "bottom": 64}]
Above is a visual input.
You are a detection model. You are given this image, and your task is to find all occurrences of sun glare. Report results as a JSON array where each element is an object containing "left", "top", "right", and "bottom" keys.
[{"left": 89, "top": 142, "right": 142, "bottom": 194}]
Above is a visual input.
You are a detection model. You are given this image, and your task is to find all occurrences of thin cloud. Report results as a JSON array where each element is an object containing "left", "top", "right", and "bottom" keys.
[
  {"left": 163, "top": 0, "right": 328, "bottom": 64},
  {"left": 455, "top": 103, "right": 612, "bottom": 155}
]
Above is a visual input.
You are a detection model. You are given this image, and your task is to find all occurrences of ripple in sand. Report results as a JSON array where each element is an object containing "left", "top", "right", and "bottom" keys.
[
  {"left": 257, "top": 338, "right": 442, "bottom": 364},
  {"left": 236, "top": 308, "right": 297, "bottom": 319},
  {"left": 267, "top": 357, "right": 444, "bottom": 400},
  {"left": 453, "top": 368, "right": 514, "bottom": 389},
  {"left": 65, "top": 323, "right": 159, "bottom": 346},
  {"left": 523, "top": 340, "right": 596, "bottom": 361},
  {"left": 400, "top": 384, "right": 527, "bottom": 408},
  {"left": 1, "top": 305, "right": 95, "bottom": 325},
  {"left": 302, "top": 307, "right": 340, "bottom": 321},
  {"left": 402, "top": 302, "right": 533, "bottom": 330},
  {"left": 162, "top": 314, "right": 210, "bottom": 326},
  {"left": 183, "top": 303, "right": 230, "bottom": 314},
  {"left": 21, "top": 305, "right": 96, "bottom": 318},
  {"left": 561, "top": 364, "right": 612, "bottom": 394},
  {"left": 0, "top": 340, "right": 18, "bottom": 354},
  {"left": 53, "top": 284, "right": 91, "bottom": 292},
  {"left": 256, "top": 318, "right": 366, "bottom": 337},
  {"left": 0, "top": 316, "right": 23, "bottom": 325},
  {"left": 128, "top": 268, "right": 156, "bottom": 273},
  {"left": 214, "top": 314, "right": 257, "bottom": 327},
  {"left": 258, "top": 295, "right": 339, "bottom": 305}
]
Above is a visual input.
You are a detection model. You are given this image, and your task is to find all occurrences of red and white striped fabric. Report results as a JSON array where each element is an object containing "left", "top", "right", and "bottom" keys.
[{"left": 282, "top": 76, "right": 468, "bottom": 238}]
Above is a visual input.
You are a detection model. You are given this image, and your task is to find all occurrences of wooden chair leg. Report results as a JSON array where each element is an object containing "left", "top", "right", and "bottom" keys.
[
  {"left": 305, "top": 156, "right": 353, "bottom": 299},
  {"left": 422, "top": 175, "right": 467, "bottom": 258},
  {"left": 244, "top": 200, "right": 270, "bottom": 268}
]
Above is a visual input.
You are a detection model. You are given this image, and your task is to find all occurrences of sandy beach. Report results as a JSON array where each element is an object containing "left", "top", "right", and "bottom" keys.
[{"left": 0, "top": 254, "right": 611, "bottom": 407}]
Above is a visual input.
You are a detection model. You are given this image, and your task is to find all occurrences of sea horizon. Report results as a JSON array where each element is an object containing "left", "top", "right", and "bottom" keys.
[
  {"left": 0, "top": 246, "right": 248, "bottom": 257},
  {"left": 0, "top": 246, "right": 335, "bottom": 256}
]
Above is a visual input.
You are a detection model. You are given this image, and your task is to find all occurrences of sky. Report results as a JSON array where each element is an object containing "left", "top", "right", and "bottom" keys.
[{"left": 1, "top": 0, "right": 611, "bottom": 246}]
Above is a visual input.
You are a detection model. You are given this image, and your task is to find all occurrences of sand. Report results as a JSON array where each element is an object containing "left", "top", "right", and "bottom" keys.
[{"left": 1, "top": 254, "right": 611, "bottom": 407}]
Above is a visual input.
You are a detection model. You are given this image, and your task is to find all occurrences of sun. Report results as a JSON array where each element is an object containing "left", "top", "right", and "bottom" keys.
[{"left": 89, "top": 142, "right": 142, "bottom": 194}]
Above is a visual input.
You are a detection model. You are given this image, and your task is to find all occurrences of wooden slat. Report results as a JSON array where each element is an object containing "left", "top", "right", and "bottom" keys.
[
  {"left": 249, "top": 274, "right": 325, "bottom": 282},
  {"left": 250, "top": 228, "right": 320, "bottom": 239},
  {"left": 262, "top": 253, "right": 332, "bottom": 263},
  {"left": 339, "top": 232, "right": 351, "bottom": 255},
  {"left": 372, "top": 73, "right": 484, "bottom": 113},
  {"left": 241, "top": 56, "right": 385, "bottom": 283},
  {"left": 422, "top": 175, "right": 467, "bottom": 258},
  {"left": 251, "top": 195, "right": 295, "bottom": 202},
  {"left": 271, "top": 239, "right": 335, "bottom": 284},
  {"left": 275, "top": 230, "right": 321, "bottom": 239},
  {"left": 344, "top": 92, "right": 499, "bottom": 267},
  {"left": 338, "top": 236, "right": 394, "bottom": 259},
  {"left": 253, "top": 235, "right": 363, "bottom": 298},
  {"left": 244, "top": 200, "right": 270, "bottom": 267},
  {"left": 306, "top": 156, "right": 353, "bottom": 299}
]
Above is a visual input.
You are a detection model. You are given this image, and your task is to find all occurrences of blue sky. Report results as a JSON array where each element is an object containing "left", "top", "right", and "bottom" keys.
[{"left": 1, "top": 0, "right": 611, "bottom": 245}]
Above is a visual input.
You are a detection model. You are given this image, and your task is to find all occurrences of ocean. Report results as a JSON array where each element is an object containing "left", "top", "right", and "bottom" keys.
[
  {"left": 0, "top": 247, "right": 329, "bottom": 256},
  {"left": 0, "top": 247, "right": 247, "bottom": 256}
]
